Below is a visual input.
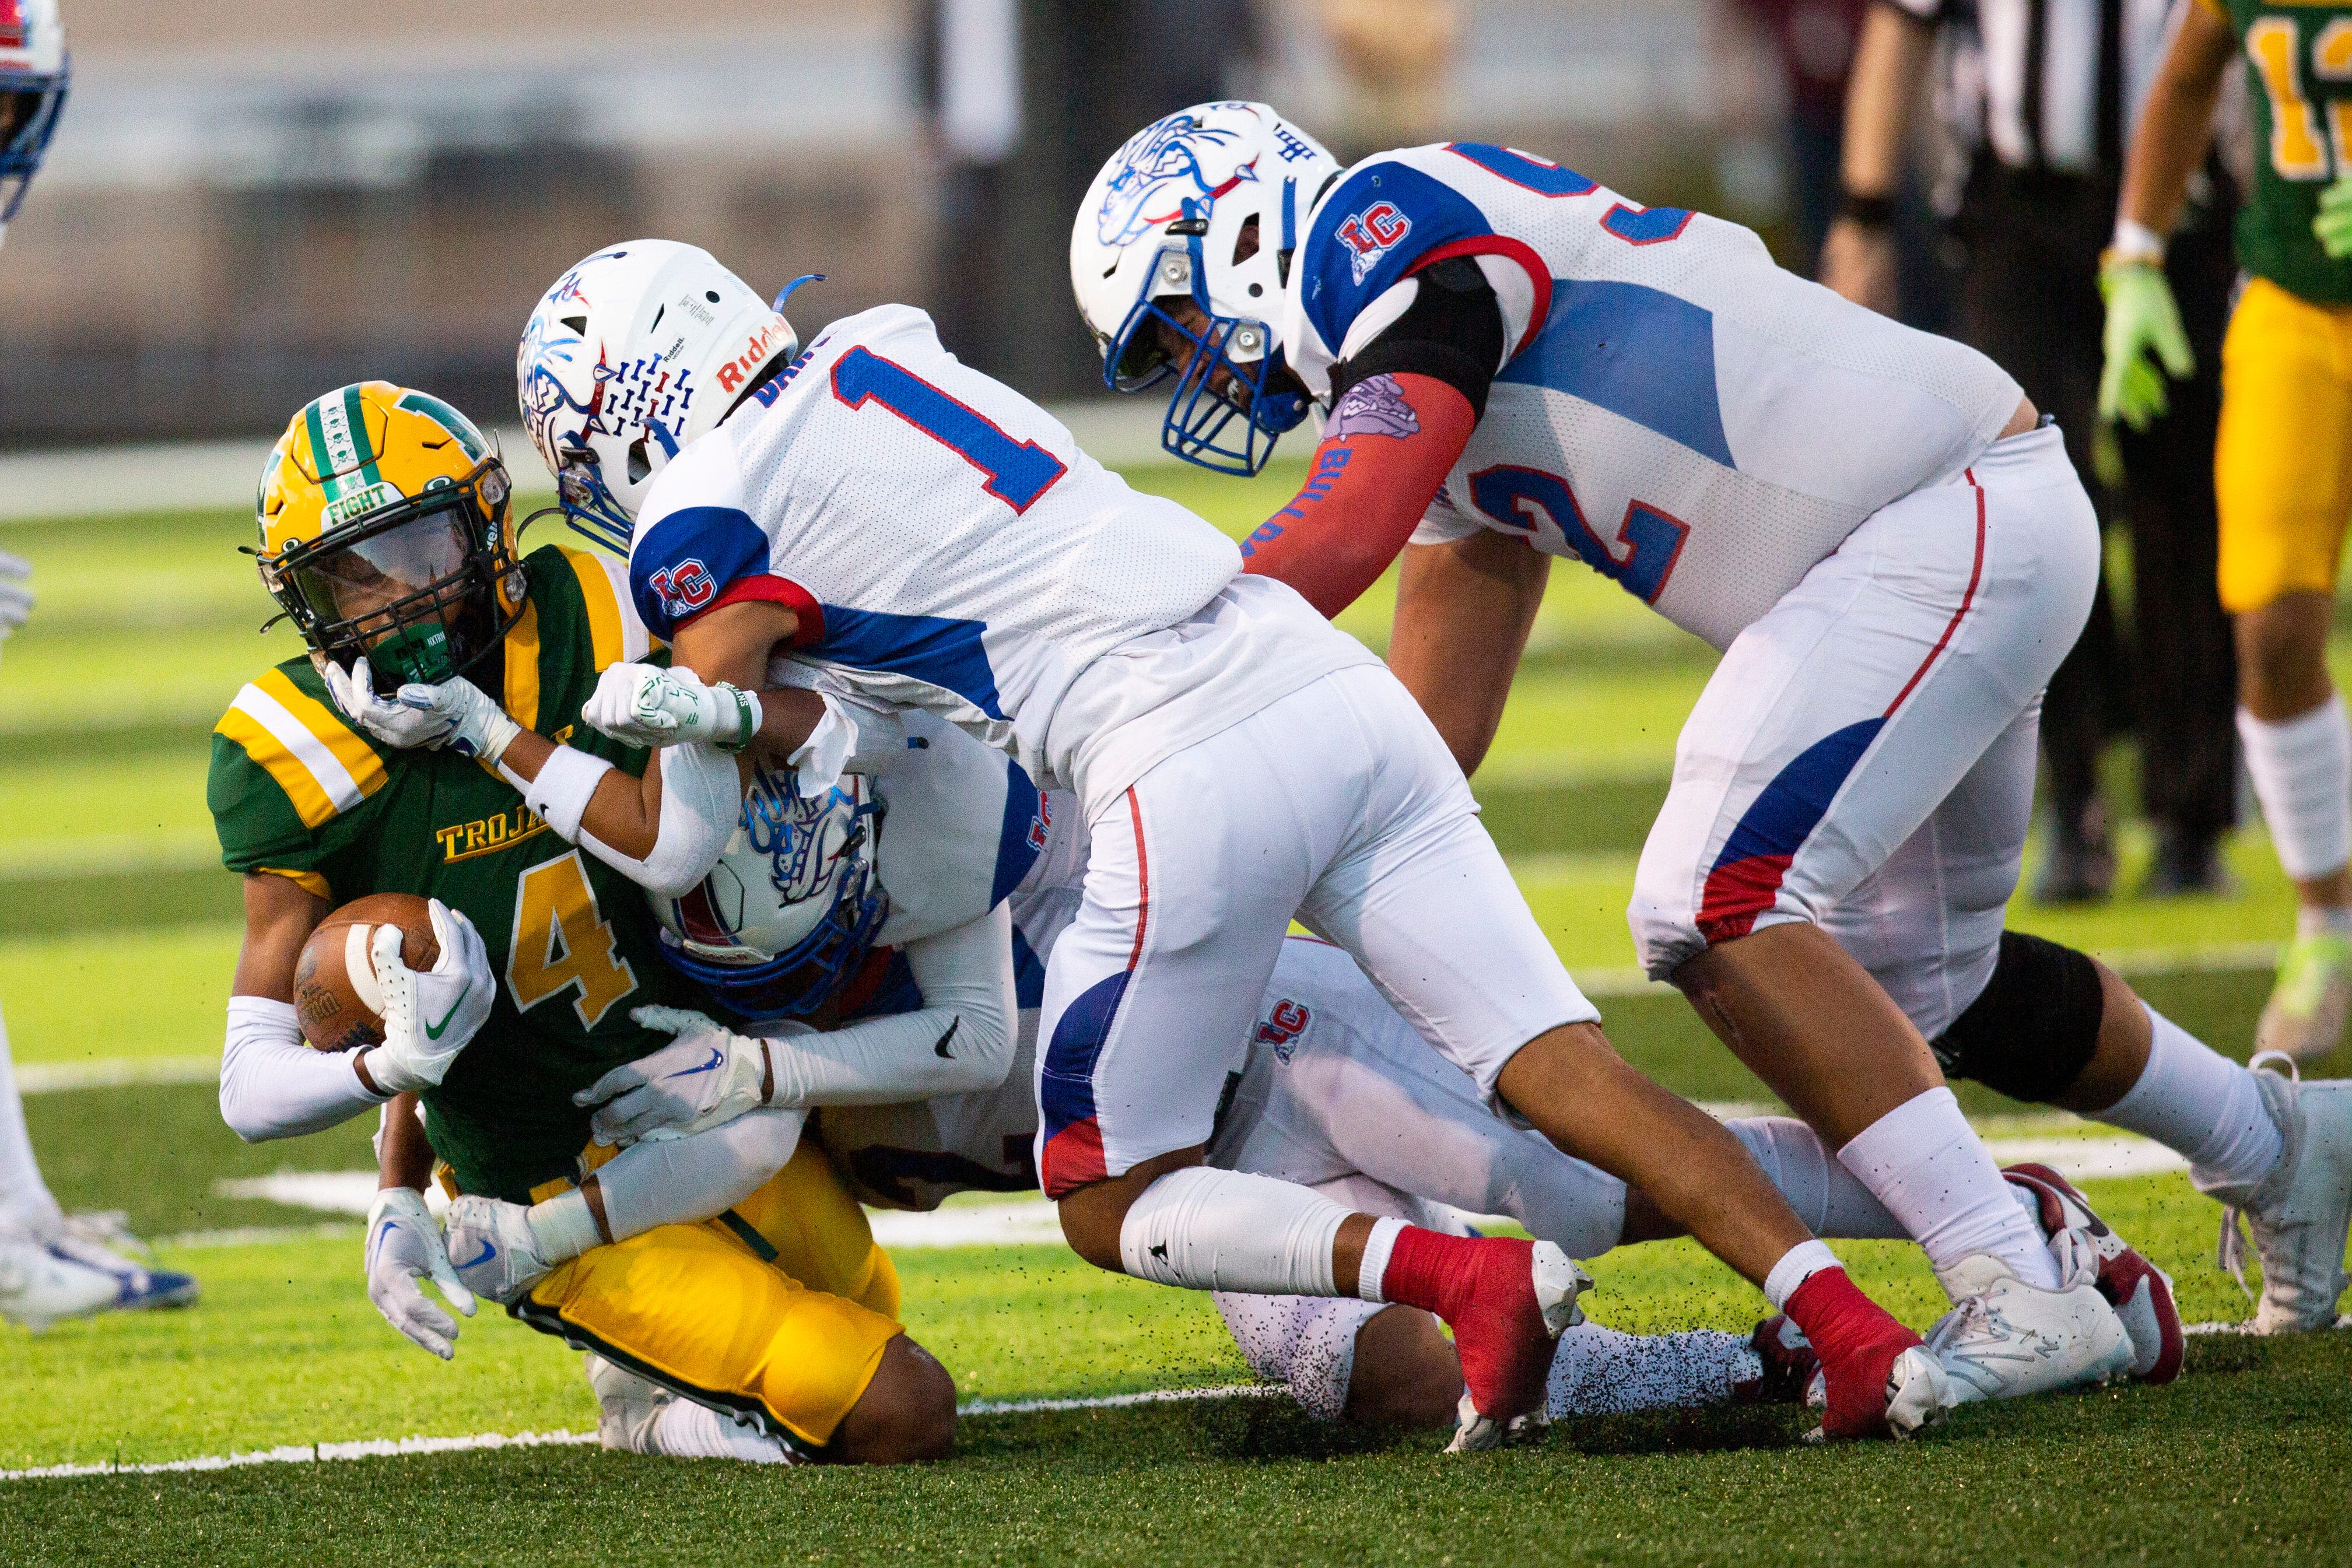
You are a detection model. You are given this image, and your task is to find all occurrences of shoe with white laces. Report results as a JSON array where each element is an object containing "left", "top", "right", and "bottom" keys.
[
  {"left": 2003, "top": 1163, "right": 2185, "bottom": 1384},
  {"left": 2257, "top": 934, "right": 2352, "bottom": 1064},
  {"left": 37, "top": 1212, "right": 198, "bottom": 1313},
  {"left": 1924, "top": 1253, "right": 2136, "bottom": 1405},
  {"left": 0, "top": 1233, "right": 120, "bottom": 1331},
  {"left": 2196, "top": 1056, "right": 2352, "bottom": 1334}
]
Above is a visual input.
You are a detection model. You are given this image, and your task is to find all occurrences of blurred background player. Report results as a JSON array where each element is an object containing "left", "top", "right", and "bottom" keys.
[
  {"left": 1825, "top": 0, "right": 2241, "bottom": 902},
  {"left": 0, "top": 0, "right": 198, "bottom": 1331},
  {"left": 2106, "top": 0, "right": 2352, "bottom": 1062}
]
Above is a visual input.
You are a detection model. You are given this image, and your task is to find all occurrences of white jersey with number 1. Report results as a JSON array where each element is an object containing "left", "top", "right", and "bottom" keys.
[{"left": 625, "top": 304, "right": 1376, "bottom": 808}]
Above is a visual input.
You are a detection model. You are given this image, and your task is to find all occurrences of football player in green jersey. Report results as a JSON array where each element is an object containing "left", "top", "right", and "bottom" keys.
[
  {"left": 210, "top": 381, "right": 972, "bottom": 1460},
  {"left": 2106, "top": 0, "right": 2352, "bottom": 1074}
]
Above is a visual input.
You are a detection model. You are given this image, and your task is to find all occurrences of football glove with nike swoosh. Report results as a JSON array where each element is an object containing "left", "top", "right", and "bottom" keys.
[
  {"left": 441, "top": 1195, "right": 553, "bottom": 1306},
  {"left": 574, "top": 1009, "right": 794, "bottom": 1145},
  {"left": 364, "top": 1187, "right": 476, "bottom": 1359},
  {"left": 360, "top": 900, "right": 496, "bottom": 1095}
]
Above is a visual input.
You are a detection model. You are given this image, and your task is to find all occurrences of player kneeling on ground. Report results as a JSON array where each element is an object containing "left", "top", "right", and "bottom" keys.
[{"left": 208, "top": 382, "right": 993, "bottom": 1462}]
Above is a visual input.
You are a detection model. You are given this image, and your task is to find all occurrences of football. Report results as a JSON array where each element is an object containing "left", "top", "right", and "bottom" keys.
[{"left": 292, "top": 893, "right": 440, "bottom": 1053}]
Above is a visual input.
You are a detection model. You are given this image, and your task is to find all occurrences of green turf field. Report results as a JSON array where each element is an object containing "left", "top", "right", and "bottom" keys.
[{"left": 3, "top": 467, "right": 2350, "bottom": 1564}]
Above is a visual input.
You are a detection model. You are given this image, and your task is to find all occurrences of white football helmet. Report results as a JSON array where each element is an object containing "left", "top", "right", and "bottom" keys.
[
  {"left": 0, "top": 0, "right": 69, "bottom": 246},
  {"left": 649, "top": 767, "right": 889, "bottom": 1020},
  {"left": 516, "top": 241, "right": 811, "bottom": 551},
  {"left": 1071, "top": 101, "right": 1340, "bottom": 475}
]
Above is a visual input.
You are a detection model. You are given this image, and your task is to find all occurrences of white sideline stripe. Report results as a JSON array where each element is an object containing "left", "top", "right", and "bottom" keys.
[
  {"left": 155, "top": 1222, "right": 360, "bottom": 1251},
  {"left": 16, "top": 1056, "right": 223, "bottom": 1093},
  {"left": 212, "top": 1173, "right": 380, "bottom": 1216},
  {"left": 0, "top": 1388, "right": 1284, "bottom": 1482}
]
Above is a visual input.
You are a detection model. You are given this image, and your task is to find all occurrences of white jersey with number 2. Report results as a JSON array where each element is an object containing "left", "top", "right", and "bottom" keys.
[{"left": 1282, "top": 142, "right": 2025, "bottom": 650}]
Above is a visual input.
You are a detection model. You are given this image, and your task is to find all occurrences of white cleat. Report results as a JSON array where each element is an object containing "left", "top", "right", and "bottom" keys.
[
  {"left": 0, "top": 1234, "right": 120, "bottom": 1332},
  {"left": 1925, "top": 1253, "right": 2136, "bottom": 1405},
  {"left": 1883, "top": 1345, "right": 1953, "bottom": 1438},
  {"left": 2197, "top": 1058, "right": 2352, "bottom": 1334}
]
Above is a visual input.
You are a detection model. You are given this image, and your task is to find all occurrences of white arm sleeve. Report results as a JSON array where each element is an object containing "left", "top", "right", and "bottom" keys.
[
  {"left": 593, "top": 1107, "right": 805, "bottom": 1241},
  {"left": 762, "top": 903, "right": 1018, "bottom": 1107},
  {"left": 576, "top": 740, "right": 742, "bottom": 900},
  {"left": 218, "top": 996, "right": 390, "bottom": 1142}
]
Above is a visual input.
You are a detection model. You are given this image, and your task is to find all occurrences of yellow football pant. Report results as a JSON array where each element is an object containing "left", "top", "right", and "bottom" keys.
[
  {"left": 516, "top": 1139, "right": 905, "bottom": 1453},
  {"left": 2216, "top": 275, "right": 2352, "bottom": 614}
]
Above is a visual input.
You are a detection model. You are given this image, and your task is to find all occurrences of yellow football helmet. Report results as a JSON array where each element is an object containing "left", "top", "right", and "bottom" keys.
[{"left": 255, "top": 382, "right": 520, "bottom": 691}]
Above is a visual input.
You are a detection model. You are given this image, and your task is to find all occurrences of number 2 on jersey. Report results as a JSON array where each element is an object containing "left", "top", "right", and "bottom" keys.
[
  {"left": 507, "top": 850, "right": 638, "bottom": 1029},
  {"left": 1471, "top": 465, "right": 1688, "bottom": 605},
  {"left": 832, "top": 346, "right": 1067, "bottom": 513}
]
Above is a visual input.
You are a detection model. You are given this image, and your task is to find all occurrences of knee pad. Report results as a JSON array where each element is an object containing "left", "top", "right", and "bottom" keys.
[{"left": 1927, "top": 931, "right": 2104, "bottom": 1102}]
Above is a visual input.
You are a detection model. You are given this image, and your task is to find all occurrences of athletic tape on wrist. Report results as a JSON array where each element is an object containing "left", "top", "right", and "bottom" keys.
[
  {"left": 506, "top": 745, "right": 616, "bottom": 844},
  {"left": 2105, "top": 218, "right": 2166, "bottom": 268},
  {"left": 528, "top": 1187, "right": 605, "bottom": 1264}
]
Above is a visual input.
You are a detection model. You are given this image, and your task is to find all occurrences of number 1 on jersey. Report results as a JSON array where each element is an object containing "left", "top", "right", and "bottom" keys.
[{"left": 832, "top": 346, "right": 1068, "bottom": 513}]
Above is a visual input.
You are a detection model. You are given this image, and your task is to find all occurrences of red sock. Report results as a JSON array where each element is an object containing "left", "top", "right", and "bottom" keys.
[
  {"left": 1377, "top": 1228, "right": 1551, "bottom": 1418},
  {"left": 1783, "top": 1267, "right": 1924, "bottom": 1439}
]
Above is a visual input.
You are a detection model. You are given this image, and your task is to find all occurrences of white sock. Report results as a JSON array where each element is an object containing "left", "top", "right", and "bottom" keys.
[
  {"left": 1117, "top": 1167, "right": 1348, "bottom": 1295},
  {"left": 1355, "top": 1216, "right": 1405, "bottom": 1303},
  {"left": 651, "top": 1399, "right": 794, "bottom": 1463},
  {"left": 1726, "top": 1117, "right": 1907, "bottom": 1240},
  {"left": 0, "top": 1004, "right": 64, "bottom": 1234},
  {"left": 2239, "top": 699, "right": 2352, "bottom": 882},
  {"left": 2094, "top": 1003, "right": 2284, "bottom": 1191},
  {"left": 1762, "top": 1239, "right": 1842, "bottom": 1309},
  {"left": 1546, "top": 1322, "right": 1761, "bottom": 1416},
  {"left": 1836, "top": 1088, "right": 2060, "bottom": 1292}
]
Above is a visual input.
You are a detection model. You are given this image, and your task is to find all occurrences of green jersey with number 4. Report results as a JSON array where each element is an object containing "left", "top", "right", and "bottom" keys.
[
  {"left": 208, "top": 543, "right": 699, "bottom": 1202},
  {"left": 2211, "top": 0, "right": 2352, "bottom": 302}
]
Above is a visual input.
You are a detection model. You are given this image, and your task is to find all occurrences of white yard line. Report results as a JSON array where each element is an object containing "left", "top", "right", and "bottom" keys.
[{"left": 16, "top": 1057, "right": 226, "bottom": 1093}]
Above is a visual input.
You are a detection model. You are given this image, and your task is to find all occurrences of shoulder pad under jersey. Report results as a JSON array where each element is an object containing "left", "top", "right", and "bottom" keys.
[{"left": 872, "top": 710, "right": 1044, "bottom": 946}]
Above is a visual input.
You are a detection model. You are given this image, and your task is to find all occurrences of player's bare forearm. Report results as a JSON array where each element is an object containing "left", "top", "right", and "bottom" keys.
[
  {"left": 2118, "top": 1, "right": 2236, "bottom": 236},
  {"left": 1838, "top": 5, "right": 1934, "bottom": 200},
  {"left": 230, "top": 871, "right": 330, "bottom": 1002},
  {"left": 670, "top": 598, "right": 830, "bottom": 760},
  {"left": 1389, "top": 534, "right": 1550, "bottom": 777},
  {"left": 377, "top": 1092, "right": 436, "bottom": 1191}
]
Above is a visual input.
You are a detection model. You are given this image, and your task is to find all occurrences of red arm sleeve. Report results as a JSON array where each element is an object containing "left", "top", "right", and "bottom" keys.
[{"left": 1238, "top": 370, "right": 1480, "bottom": 620}]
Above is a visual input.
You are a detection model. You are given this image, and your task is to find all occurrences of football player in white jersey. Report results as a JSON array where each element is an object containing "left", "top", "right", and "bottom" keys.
[
  {"left": 0, "top": 0, "right": 203, "bottom": 1332},
  {"left": 521, "top": 241, "right": 1954, "bottom": 1446},
  {"left": 1072, "top": 102, "right": 2352, "bottom": 1356},
  {"left": 590, "top": 786, "right": 2183, "bottom": 1447}
]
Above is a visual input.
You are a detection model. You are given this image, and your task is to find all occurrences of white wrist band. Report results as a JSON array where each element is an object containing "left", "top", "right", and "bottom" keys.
[
  {"left": 527, "top": 1187, "right": 605, "bottom": 1264},
  {"left": 2108, "top": 218, "right": 2166, "bottom": 265},
  {"left": 504, "top": 745, "right": 616, "bottom": 844}
]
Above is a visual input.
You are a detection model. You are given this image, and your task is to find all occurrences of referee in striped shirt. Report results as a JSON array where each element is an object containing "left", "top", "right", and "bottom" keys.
[{"left": 1823, "top": 0, "right": 2240, "bottom": 900}]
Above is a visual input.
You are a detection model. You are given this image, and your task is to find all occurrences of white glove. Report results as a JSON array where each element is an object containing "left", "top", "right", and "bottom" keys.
[
  {"left": 360, "top": 900, "right": 496, "bottom": 1094},
  {"left": 325, "top": 657, "right": 458, "bottom": 749},
  {"left": 364, "top": 1187, "right": 476, "bottom": 1359},
  {"left": 442, "top": 1195, "right": 555, "bottom": 1306},
  {"left": 583, "top": 662, "right": 760, "bottom": 750},
  {"left": 395, "top": 676, "right": 523, "bottom": 763},
  {"left": 0, "top": 549, "right": 30, "bottom": 645},
  {"left": 575, "top": 1008, "right": 771, "bottom": 1145}
]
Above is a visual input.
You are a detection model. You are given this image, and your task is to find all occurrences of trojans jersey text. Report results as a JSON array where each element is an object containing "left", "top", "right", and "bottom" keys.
[
  {"left": 626, "top": 304, "right": 1375, "bottom": 805},
  {"left": 1283, "top": 144, "right": 2025, "bottom": 650}
]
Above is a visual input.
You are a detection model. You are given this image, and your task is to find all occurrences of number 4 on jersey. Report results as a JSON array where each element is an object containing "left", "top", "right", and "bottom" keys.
[{"left": 508, "top": 850, "right": 639, "bottom": 1029}]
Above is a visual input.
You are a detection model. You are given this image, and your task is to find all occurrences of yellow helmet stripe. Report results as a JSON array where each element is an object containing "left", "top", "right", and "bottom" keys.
[
  {"left": 255, "top": 668, "right": 388, "bottom": 798},
  {"left": 218, "top": 682, "right": 371, "bottom": 829}
]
